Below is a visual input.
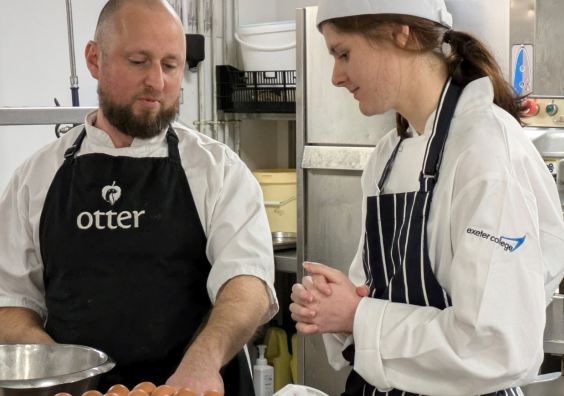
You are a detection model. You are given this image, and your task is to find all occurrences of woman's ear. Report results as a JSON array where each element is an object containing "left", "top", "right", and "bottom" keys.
[{"left": 392, "top": 25, "right": 411, "bottom": 48}]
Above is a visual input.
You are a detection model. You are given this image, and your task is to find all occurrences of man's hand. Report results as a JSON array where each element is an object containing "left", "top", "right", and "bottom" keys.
[
  {"left": 166, "top": 275, "right": 270, "bottom": 394},
  {"left": 166, "top": 356, "right": 224, "bottom": 395}
]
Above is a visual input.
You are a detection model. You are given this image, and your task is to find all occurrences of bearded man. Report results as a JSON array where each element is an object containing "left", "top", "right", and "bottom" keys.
[{"left": 0, "top": 1, "right": 278, "bottom": 395}]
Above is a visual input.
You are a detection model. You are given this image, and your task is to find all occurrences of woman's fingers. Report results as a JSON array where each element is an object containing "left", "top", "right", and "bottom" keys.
[
  {"left": 295, "top": 321, "right": 319, "bottom": 334},
  {"left": 304, "top": 261, "right": 345, "bottom": 284},
  {"left": 289, "top": 302, "right": 316, "bottom": 321},
  {"left": 291, "top": 282, "right": 313, "bottom": 304},
  {"left": 356, "top": 284, "right": 370, "bottom": 297},
  {"left": 311, "top": 274, "right": 332, "bottom": 296}
]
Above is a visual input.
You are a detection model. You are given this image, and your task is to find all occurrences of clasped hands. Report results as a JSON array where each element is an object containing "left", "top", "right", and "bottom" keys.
[{"left": 289, "top": 262, "right": 369, "bottom": 335}]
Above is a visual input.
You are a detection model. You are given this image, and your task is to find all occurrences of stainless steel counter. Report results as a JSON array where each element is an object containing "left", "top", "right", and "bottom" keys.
[
  {"left": 0, "top": 107, "right": 96, "bottom": 125},
  {"left": 544, "top": 294, "right": 564, "bottom": 355},
  {"left": 274, "top": 249, "right": 296, "bottom": 273}
]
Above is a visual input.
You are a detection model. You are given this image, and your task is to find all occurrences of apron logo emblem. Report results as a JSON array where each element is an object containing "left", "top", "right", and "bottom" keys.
[{"left": 102, "top": 181, "right": 122, "bottom": 206}]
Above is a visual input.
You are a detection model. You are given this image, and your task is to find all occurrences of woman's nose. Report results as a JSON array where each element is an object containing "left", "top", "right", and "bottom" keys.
[{"left": 331, "top": 63, "right": 346, "bottom": 87}]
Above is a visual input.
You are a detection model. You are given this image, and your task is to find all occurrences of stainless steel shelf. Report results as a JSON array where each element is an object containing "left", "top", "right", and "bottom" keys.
[
  {"left": 0, "top": 107, "right": 96, "bottom": 126},
  {"left": 274, "top": 249, "right": 296, "bottom": 273},
  {"left": 545, "top": 294, "right": 564, "bottom": 355},
  {"left": 230, "top": 113, "right": 296, "bottom": 121}
]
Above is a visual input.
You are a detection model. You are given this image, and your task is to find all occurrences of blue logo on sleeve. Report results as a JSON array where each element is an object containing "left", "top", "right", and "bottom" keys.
[
  {"left": 466, "top": 228, "right": 526, "bottom": 253},
  {"left": 500, "top": 236, "right": 526, "bottom": 252}
]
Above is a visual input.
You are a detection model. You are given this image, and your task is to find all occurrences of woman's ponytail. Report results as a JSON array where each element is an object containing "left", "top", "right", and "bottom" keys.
[{"left": 445, "top": 30, "right": 524, "bottom": 125}]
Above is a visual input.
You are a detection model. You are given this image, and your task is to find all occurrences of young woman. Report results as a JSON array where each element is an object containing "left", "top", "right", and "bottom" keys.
[{"left": 290, "top": 1, "right": 564, "bottom": 395}]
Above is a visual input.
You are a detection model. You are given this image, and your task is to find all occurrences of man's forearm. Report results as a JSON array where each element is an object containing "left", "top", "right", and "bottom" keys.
[
  {"left": 181, "top": 275, "right": 271, "bottom": 370},
  {"left": 0, "top": 307, "right": 54, "bottom": 344}
]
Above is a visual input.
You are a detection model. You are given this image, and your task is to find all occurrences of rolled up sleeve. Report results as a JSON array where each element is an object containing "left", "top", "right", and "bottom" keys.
[
  {"left": 205, "top": 152, "right": 278, "bottom": 322},
  {"left": 0, "top": 172, "right": 47, "bottom": 319}
]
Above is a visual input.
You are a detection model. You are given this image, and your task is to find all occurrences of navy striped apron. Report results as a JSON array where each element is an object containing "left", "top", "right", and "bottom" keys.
[{"left": 342, "top": 80, "right": 519, "bottom": 396}]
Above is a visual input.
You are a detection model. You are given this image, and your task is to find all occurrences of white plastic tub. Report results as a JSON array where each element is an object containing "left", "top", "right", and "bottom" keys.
[
  {"left": 274, "top": 384, "right": 329, "bottom": 396},
  {"left": 235, "top": 20, "right": 296, "bottom": 71},
  {"left": 253, "top": 169, "right": 297, "bottom": 233}
]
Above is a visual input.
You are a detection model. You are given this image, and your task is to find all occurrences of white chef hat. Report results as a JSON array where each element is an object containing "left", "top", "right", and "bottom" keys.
[{"left": 317, "top": 0, "right": 453, "bottom": 29}]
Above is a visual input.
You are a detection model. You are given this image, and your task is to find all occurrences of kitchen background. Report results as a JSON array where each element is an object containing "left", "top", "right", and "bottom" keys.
[
  {"left": 2, "top": 0, "right": 564, "bottom": 394},
  {"left": 0, "top": 0, "right": 317, "bottom": 189}
]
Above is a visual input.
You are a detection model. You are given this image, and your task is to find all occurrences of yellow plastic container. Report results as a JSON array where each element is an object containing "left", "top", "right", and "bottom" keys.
[
  {"left": 253, "top": 169, "right": 297, "bottom": 233},
  {"left": 264, "top": 327, "right": 292, "bottom": 391}
]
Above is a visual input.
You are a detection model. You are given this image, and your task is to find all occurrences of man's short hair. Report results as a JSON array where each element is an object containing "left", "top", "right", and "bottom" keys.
[{"left": 94, "top": 0, "right": 177, "bottom": 46}]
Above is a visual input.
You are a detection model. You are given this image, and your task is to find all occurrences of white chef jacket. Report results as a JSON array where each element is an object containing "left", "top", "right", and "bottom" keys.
[
  {"left": 323, "top": 77, "right": 564, "bottom": 396},
  {"left": 0, "top": 112, "right": 279, "bottom": 322}
]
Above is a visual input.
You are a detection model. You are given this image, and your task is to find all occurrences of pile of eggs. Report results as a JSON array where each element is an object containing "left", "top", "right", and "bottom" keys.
[{"left": 54, "top": 381, "right": 223, "bottom": 396}]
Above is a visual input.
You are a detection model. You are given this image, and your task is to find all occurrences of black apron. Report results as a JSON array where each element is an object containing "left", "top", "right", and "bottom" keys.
[
  {"left": 342, "top": 80, "right": 519, "bottom": 396},
  {"left": 39, "top": 126, "right": 254, "bottom": 395}
]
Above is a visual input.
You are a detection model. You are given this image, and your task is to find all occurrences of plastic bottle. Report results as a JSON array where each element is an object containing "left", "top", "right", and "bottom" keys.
[
  {"left": 253, "top": 344, "right": 274, "bottom": 396},
  {"left": 264, "top": 327, "right": 292, "bottom": 391}
]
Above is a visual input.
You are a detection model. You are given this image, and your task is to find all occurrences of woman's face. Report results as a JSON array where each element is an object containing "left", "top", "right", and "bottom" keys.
[{"left": 321, "top": 23, "right": 402, "bottom": 116}]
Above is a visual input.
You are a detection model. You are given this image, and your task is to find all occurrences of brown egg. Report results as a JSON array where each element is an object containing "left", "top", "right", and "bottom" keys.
[
  {"left": 203, "top": 391, "right": 223, "bottom": 396},
  {"left": 127, "top": 389, "right": 150, "bottom": 396},
  {"left": 133, "top": 383, "right": 156, "bottom": 395},
  {"left": 54, "top": 393, "right": 72, "bottom": 396},
  {"left": 105, "top": 392, "right": 121, "bottom": 396},
  {"left": 107, "top": 384, "right": 129, "bottom": 396},
  {"left": 82, "top": 391, "right": 103, "bottom": 396},
  {"left": 151, "top": 385, "right": 176, "bottom": 396},
  {"left": 173, "top": 389, "right": 197, "bottom": 396}
]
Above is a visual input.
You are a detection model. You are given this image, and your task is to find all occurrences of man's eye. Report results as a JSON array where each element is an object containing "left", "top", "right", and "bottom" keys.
[{"left": 130, "top": 59, "right": 145, "bottom": 65}]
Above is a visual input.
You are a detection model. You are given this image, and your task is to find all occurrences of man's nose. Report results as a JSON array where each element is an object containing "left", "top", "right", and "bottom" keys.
[{"left": 145, "top": 62, "right": 165, "bottom": 90}]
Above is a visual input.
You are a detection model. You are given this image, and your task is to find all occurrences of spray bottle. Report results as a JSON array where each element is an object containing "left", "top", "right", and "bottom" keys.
[{"left": 253, "top": 344, "right": 274, "bottom": 396}]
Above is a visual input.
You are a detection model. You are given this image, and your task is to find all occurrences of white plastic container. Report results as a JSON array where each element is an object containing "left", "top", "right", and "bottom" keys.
[
  {"left": 254, "top": 345, "right": 274, "bottom": 396},
  {"left": 235, "top": 21, "right": 296, "bottom": 71},
  {"left": 274, "top": 384, "right": 329, "bottom": 396}
]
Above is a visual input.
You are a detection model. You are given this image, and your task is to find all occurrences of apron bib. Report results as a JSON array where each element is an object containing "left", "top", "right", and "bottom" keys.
[
  {"left": 39, "top": 127, "right": 254, "bottom": 395},
  {"left": 343, "top": 81, "right": 518, "bottom": 396}
]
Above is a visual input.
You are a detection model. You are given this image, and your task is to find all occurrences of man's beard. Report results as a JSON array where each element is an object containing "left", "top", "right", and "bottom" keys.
[{"left": 98, "top": 85, "right": 179, "bottom": 139}]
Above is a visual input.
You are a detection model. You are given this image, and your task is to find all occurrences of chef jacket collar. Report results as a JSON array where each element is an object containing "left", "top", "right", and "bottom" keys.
[
  {"left": 316, "top": 0, "right": 453, "bottom": 29},
  {"left": 406, "top": 77, "right": 495, "bottom": 138},
  {"left": 84, "top": 110, "right": 168, "bottom": 149}
]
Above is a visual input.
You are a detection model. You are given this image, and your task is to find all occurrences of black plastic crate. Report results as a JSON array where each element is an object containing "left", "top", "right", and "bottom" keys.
[{"left": 216, "top": 65, "right": 296, "bottom": 113}]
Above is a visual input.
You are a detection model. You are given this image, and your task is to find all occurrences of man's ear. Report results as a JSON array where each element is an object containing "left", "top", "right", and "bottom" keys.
[
  {"left": 85, "top": 40, "right": 101, "bottom": 80},
  {"left": 392, "top": 25, "right": 411, "bottom": 49}
]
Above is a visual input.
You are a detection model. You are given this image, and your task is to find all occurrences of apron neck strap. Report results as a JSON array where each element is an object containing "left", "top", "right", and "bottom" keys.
[
  {"left": 377, "top": 136, "right": 405, "bottom": 191},
  {"left": 418, "top": 78, "right": 463, "bottom": 192},
  {"left": 64, "top": 127, "right": 87, "bottom": 160},
  {"left": 165, "top": 126, "right": 181, "bottom": 164},
  {"left": 63, "top": 126, "right": 180, "bottom": 162},
  {"left": 377, "top": 78, "right": 462, "bottom": 193}
]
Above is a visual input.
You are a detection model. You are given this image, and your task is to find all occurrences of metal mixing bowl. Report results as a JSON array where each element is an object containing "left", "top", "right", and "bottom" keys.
[{"left": 0, "top": 344, "right": 115, "bottom": 396}]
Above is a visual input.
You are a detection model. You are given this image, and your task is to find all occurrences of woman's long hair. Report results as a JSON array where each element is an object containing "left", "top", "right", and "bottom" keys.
[{"left": 322, "top": 15, "right": 524, "bottom": 137}]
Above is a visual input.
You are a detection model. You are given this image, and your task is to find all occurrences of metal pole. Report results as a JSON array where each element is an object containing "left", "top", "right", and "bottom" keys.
[
  {"left": 197, "top": 0, "right": 207, "bottom": 136},
  {"left": 209, "top": 0, "right": 219, "bottom": 141},
  {"left": 65, "top": 0, "right": 80, "bottom": 106}
]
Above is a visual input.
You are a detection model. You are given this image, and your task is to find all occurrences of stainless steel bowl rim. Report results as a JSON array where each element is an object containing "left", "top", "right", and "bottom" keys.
[
  {"left": 271, "top": 231, "right": 297, "bottom": 238},
  {"left": 0, "top": 344, "right": 115, "bottom": 389}
]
